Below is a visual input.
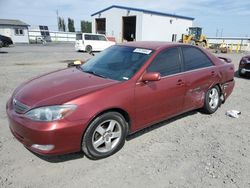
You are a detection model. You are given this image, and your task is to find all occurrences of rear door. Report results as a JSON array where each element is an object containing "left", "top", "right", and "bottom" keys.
[
  {"left": 88, "top": 35, "right": 107, "bottom": 51},
  {"left": 181, "top": 46, "right": 218, "bottom": 111},
  {"left": 75, "top": 33, "right": 83, "bottom": 50},
  {"left": 134, "top": 47, "right": 186, "bottom": 130}
]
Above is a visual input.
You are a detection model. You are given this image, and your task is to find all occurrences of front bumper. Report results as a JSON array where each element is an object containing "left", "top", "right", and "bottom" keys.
[
  {"left": 6, "top": 101, "right": 88, "bottom": 156},
  {"left": 240, "top": 68, "right": 250, "bottom": 74}
]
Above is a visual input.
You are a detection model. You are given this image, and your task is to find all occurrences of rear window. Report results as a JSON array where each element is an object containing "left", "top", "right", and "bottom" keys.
[{"left": 76, "top": 34, "right": 82, "bottom": 40}]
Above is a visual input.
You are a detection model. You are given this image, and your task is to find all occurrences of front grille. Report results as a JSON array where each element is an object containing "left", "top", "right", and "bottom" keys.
[{"left": 13, "top": 99, "right": 30, "bottom": 114}]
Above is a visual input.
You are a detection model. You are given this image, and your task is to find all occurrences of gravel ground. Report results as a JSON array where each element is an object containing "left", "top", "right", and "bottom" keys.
[{"left": 0, "top": 43, "right": 250, "bottom": 188}]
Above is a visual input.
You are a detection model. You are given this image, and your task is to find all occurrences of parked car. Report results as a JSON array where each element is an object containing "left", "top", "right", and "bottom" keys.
[
  {"left": 6, "top": 42, "right": 235, "bottom": 159},
  {"left": 0, "top": 34, "right": 13, "bottom": 47},
  {"left": 238, "top": 55, "right": 250, "bottom": 77},
  {"left": 75, "top": 33, "right": 115, "bottom": 53}
]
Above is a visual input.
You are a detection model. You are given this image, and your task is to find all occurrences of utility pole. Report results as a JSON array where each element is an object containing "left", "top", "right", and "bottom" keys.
[{"left": 215, "top": 28, "right": 218, "bottom": 37}]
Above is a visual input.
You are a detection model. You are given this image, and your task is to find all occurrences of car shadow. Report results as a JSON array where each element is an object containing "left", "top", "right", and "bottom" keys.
[
  {"left": 0, "top": 51, "right": 8, "bottom": 54},
  {"left": 126, "top": 110, "right": 198, "bottom": 141},
  {"left": 30, "top": 110, "right": 199, "bottom": 163},
  {"left": 29, "top": 149, "right": 85, "bottom": 163}
]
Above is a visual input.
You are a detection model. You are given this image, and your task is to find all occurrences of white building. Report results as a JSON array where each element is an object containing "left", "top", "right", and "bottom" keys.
[
  {"left": 91, "top": 5, "right": 194, "bottom": 43},
  {"left": 0, "top": 19, "right": 29, "bottom": 43}
]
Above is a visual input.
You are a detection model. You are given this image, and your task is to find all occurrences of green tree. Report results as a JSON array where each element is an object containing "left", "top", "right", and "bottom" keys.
[
  {"left": 81, "top": 20, "right": 92, "bottom": 33},
  {"left": 68, "top": 18, "right": 75, "bottom": 32},
  {"left": 58, "top": 17, "right": 66, "bottom": 32}
]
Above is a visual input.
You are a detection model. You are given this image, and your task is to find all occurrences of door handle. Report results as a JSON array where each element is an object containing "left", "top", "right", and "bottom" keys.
[{"left": 177, "top": 79, "right": 185, "bottom": 86}]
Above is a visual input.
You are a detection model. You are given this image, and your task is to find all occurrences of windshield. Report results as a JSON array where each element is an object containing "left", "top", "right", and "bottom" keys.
[{"left": 80, "top": 45, "right": 153, "bottom": 81}]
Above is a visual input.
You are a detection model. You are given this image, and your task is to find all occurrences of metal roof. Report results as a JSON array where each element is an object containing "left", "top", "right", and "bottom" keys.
[
  {"left": 91, "top": 5, "right": 194, "bottom": 21},
  {"left": 0, "top": 19, "right": 29, "bottom": 26}
]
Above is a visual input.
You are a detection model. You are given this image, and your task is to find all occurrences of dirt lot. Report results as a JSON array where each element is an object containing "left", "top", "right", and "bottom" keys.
[{"left": 0, "top": 43, "right": 250, "bottom": 188}]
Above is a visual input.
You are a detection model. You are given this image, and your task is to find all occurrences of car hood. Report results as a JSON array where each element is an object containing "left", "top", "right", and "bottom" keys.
[{"left": 14, "top": 68, "right": 119, "bottom": 107}]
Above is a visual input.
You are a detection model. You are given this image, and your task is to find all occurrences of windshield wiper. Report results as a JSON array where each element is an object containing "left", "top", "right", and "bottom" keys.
[{"left": 83, "top": 70, "right": 108, "bottom": 79}]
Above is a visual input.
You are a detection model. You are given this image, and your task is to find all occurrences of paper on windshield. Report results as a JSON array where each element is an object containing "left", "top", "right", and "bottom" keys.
[{"left": 133, "top": 48, "right": 152, "bottom": 54}]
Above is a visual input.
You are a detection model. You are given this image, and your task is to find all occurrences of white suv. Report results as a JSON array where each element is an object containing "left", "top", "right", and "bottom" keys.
[{"left": 75, "top": 33, "right": 115, "bottom": 53}]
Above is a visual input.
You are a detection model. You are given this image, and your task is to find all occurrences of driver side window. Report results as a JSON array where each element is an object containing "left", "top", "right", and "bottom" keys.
[{"left": 147, "top": 48, "right": 181, "bottom": 77}]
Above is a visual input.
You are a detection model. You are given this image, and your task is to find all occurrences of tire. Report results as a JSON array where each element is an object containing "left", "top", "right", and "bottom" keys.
[
  {"left": 85, "top": 45, "right": 92, "bottom": 53},
  {"left": 201, "top": 41, "right": 206, "bottom": 48},
  {"left": 202, "top": 86, "right": 221, "bottom": 114},
  {"left": 82, "top": 112, "right": 128, "bottom": 160},
  {"left": 189, "top": 40, "right": 196, "bottom": 46}
]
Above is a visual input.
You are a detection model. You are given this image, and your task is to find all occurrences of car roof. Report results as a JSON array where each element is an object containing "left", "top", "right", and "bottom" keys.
[{"left": 118, "top": 41, "right": 186, "bottom": 50}]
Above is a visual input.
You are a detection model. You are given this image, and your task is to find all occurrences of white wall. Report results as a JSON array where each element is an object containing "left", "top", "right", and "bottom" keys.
[
  {"left": 141, "top": 13, "right": 193, "bottom": 41},
  {"left": 92, "top": 8, "right": 143, "bottom": 43},
  {"left": 92, "top": 8, "right": 193, "bottom": 43},
  {"left": 28, "top": 30, "right": 76, "bottom": 42},
  {"left": 0, "top": 25, "right": 29, "bottom": 43}
]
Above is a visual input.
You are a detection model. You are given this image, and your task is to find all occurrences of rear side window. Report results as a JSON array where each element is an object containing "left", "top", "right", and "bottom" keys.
[
  {"left": 76, "top": 34, "right": 82, "bottom": 40},
  {"left": 147, "top": 48, "right": 181, "bottom": 76},
  {"left": 182, "top": 47, "right": 213, "bottom": 71},
  {"left": 84, "top": 34, "right": 106, "bottom": 41}
]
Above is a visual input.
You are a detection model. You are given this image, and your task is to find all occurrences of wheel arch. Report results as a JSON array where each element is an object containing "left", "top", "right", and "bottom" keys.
[{"left": 93, "top": 108, "right": 131, "bottom": 130}]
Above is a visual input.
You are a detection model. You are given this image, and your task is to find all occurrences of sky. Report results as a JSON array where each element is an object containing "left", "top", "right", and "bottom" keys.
[{"left": 0, "top": 0, "right": 249, "bottom": 37}]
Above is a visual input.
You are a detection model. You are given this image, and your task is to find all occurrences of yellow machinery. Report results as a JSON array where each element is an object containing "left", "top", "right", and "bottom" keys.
[{"left": 181, "top": 27, "right": 208, "bottom": 48}]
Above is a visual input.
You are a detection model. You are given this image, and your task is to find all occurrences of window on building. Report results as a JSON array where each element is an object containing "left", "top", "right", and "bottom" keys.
[
  {"left": 172, "top": 34, "right": 177, "bottom": 42},
  {"left": 15, "top": 28, "right": 24, "bottom": 35},
  {"left": 147, "top": 48, "right": 181, "bottom": 77},
  {"left": 182, "top": 47, "right": 213, "bottom": 71}
]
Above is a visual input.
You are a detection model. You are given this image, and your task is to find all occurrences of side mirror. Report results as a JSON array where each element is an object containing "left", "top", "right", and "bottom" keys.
[
  {"left": 218, "top": 57, "right": 232, "bottom": 63},
  {"left": 141, "top": 72, "right": 161, "bottom": 82}
]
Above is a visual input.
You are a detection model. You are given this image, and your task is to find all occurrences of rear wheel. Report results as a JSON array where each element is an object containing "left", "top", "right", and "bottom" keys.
[
  {"left": 82, "top": 112, "right": 128, "bottom": 160},
  {"left": 202, "top": 86, "right": 220, "bottom": 114},
  {"left": 85, "top": 45, "right": 92, "bottom": 53}
]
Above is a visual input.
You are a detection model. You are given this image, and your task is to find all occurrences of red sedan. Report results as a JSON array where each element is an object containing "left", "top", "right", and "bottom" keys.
[{"left": 6, "top": 42, "right": 235, "bottom": 159}]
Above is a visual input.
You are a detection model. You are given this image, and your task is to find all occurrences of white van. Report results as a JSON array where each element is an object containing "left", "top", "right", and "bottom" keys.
[{"left": 75, "top": 33, "right": 115, "bottom": 53}]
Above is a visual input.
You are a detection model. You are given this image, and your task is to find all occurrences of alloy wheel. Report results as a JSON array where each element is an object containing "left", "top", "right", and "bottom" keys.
[
  {"left": 92, "top": 120, "right": 122, "bottom": 153},
  {"left": 208, "top": 88, "right": 219, "bottom": 109}
]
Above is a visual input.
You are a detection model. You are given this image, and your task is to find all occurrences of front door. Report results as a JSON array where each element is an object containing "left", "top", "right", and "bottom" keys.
[{"left": 134, "top": 47, "right": 186, "bottom": 131}]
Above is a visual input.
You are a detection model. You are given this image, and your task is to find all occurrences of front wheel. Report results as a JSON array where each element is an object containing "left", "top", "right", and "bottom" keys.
[
  {"left": 85, "top": 45, "right": 92, "bottom": 53},
  {"left": 82, "top": 112, "right": 128, "bottom": 160},
  {"left": 238, "top": 69, "right": 244, "bottom": 77},
  {"left": 202, "top": 86, "right": 221, "bottom": 114}
]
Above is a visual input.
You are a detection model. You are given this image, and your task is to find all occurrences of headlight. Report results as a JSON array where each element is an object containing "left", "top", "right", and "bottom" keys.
[{"left": 25, "top": 104, "right": 77, "bottom": 121}]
